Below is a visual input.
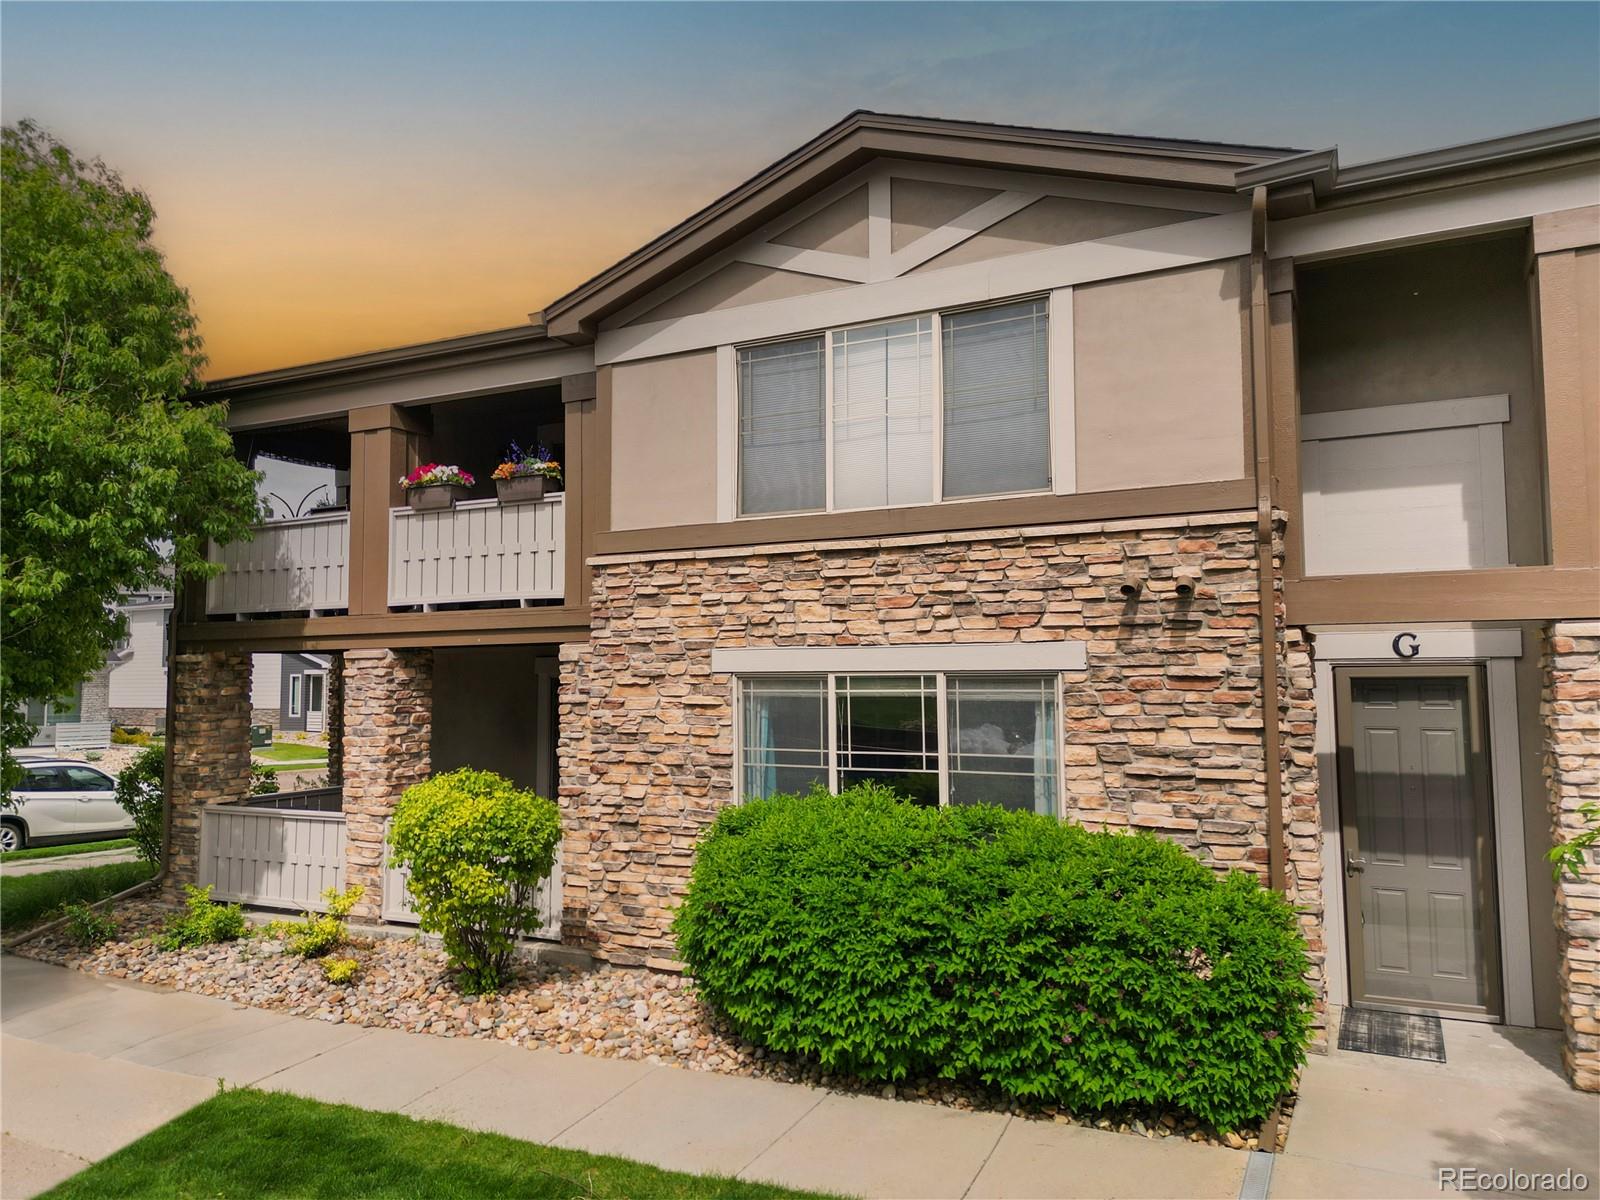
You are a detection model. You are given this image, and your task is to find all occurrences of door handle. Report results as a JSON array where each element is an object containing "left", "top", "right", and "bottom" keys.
[{"left": 1346, "top": 853, "right": 1367, "bottom": 876}]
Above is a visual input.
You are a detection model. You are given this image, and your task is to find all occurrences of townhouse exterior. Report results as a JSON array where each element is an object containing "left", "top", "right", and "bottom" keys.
[{"left": 166, "top": 112, "right": 1600, "bottom": 1090}]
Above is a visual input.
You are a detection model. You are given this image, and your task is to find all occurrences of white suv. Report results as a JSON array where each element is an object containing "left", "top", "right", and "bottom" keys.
[{"left": 2, "top": 759, "right": 132, "bottom": 852}]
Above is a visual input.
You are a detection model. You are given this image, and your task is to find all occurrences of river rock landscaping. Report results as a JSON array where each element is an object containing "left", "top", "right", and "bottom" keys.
[{"left": 13, "top": 897, "right": 1291, "bottom": 1152}]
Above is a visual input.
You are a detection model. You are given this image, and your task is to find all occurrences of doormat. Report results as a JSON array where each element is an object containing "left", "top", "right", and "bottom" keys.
[{"left": 1337, "top": 1007, "right": 1446, "bottom": 1063}]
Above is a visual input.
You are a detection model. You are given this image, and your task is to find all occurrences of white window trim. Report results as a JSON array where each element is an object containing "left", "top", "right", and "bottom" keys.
[
  {"left": 719, "top": 293, "right": 1072, "bottom": 522},
  {"left": 733, "top": 667, "right": 1067, "bottom": 815},
  {"left": 288, "top": 674, "right": 302, "bottom": 717}
]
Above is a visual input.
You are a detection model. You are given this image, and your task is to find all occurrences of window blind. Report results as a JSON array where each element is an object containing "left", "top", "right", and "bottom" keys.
[
  {"left": 739, "top": 337, "right": 825, "bottom": 515},
  {"left": 941, "top": 299, "right": 1050, "bottom": 498},
  {"left": 832, "top": 317, "right": 935, "bottom": 510}
]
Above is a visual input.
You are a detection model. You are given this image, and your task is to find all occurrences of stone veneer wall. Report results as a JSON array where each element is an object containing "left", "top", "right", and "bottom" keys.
[
  {"left": 342, "top": 648, "right": 431, "bottom": 921},
  {"left": 1544, "top": 620, "right": 1600, "bottom": 1092},
  {"left": 558, "top": 512, "right": 1322, "bottom": 996},
  {"left": 109, "top": 706, "right": 167, "bottom": 731},
  {"left": 167, "top": 650, "right": 254, "bottom": 892}
]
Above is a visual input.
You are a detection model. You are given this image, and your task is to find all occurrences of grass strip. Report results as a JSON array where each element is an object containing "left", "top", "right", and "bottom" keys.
[
  {"left": 43, "top": 1088, "right": 841, "bottom": 1200},
  {"left": 1, "top": 860, "right": 156, "bottom": 932}
]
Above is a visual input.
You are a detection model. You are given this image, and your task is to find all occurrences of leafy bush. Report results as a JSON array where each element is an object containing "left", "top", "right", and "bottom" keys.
[
  {"left": 114, "top": 745, "right": 166, "bottom": 865},
  {"left": 321, "top": 956, "right": 359, "bottom": 984},
  {"left": 62, "top": 900, "right": 117, "bottom": 947},
  {"left": 115, "top": 749, "right": 272, "bottom": 866},
  {"left": 157, "top": 884, "right": 246, "bottom": 951},
  {"left": 674, "top": 784, "right": 1315, "bottom": 1131},
  {"left": 282, "top": 886, "right": 363, "bottom": 958},
  {"left": 388, "top": 768, "right": 561, "bottom": 994},
  {"left": 111, "top": 726, "right": 152, "bottom": 746}
]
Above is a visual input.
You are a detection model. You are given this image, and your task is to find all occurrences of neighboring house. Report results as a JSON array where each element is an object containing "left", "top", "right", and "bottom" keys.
[
  {"left": 107, "top": 591, "right": 294, "bottom": 730},
  {"left": 25, "top": 665, "right": 112, "bottom": 751},
  {"left": 277, "top": 652, "right": 335, "bottom": 734},
  {"left": 167, "top": 113, "right": 1600, "bottom": 1091}
]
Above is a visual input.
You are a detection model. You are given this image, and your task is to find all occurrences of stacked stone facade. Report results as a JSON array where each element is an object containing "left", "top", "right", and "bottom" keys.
[
  {"left": 110, "top": 706, "right": 167, "bottom": 731},
  {"left": 558, "top": 513, "right": 1322, "bottom": 988},
  {"left": 341, "top": 649, "right": 431, "bottom": 921},
  {"left": 1544, "top": 621, "right": 1600, "bottom": 1092},
  {"left": 167, "top": 651, "right": 254, "bottom": 893}
]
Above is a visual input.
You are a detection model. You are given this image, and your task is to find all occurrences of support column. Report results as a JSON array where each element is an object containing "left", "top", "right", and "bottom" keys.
[
  {"left": 1545, "top": 620, "right": 1600, "bottom": 1092},
  {"left": 342, "top": 648, "right": 431, "bottom": 921},
  {"left": 168, "top": 650, "right": 253, "bottom": 893}
]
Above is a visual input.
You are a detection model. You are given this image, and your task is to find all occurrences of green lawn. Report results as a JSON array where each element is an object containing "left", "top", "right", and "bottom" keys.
[
  {"left": 0, "top": 860, "right": 155, "bottom": 932},
  {"left": 257, "top": 760, "right": 329, "bottom": 775},
  {"left": 42, "top": 1089, "right": 841, "bottom": 1200},
  {"left": 1, "top": 838, "right": 134, "bottom": 863},
  {"left": 253, "top": 742, "right": 329, "bottom": 764}
]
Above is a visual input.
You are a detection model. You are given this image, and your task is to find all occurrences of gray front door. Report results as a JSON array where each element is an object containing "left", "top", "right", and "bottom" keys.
[{"left": 1339, "top": 670, "right": 1500, "bottom": 1016}]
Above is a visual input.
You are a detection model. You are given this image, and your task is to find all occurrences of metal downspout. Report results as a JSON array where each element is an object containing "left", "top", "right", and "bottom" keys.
[{"left": 1250, "top": 185, "right": 1288, "bottom": 896}]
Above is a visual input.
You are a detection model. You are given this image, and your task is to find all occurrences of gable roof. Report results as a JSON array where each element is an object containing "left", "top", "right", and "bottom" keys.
[{"left": 535, "top": 110, "right": 1299, "bottom": 342}]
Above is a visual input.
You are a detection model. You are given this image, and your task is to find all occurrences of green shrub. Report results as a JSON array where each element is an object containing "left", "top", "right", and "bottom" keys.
[
  {"left": 388, "top": 768, "right": 561, "bottom": 994},
  {"left": 674, "top": 784, "right": 1315, "bottom": 1131},
  {"left": 114, "top": 745, "right": 166, "bottom": 865},
  {"left": 62, "top": 900, "right": 118, "bottom": 947},
  {"left": 111, "top": 726, "right": 152, "bottom": 746},
  {"left": 321, "top": 956, "right": 359, "bottom": 984},
  {"left": 283, "top": 886, "right": 363, "bottom": 958},
  {"left": 157, "top": 884, "right": 247, "bottom": 951},
  {"left": 249, "top": 762, "right": 278, "bottom": 796}
]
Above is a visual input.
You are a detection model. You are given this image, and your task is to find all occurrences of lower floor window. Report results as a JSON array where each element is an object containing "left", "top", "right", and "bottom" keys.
[{"left": 739, "top": 673, "right": 1058, "bottom": 815}]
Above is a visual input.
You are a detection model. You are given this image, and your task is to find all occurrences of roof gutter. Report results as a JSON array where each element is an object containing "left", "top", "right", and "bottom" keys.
[{"left": 1248, "top": 184, "right": 1288, "bottom": 896}]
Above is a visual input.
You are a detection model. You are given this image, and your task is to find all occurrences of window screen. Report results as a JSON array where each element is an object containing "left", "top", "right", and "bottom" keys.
[
  {"left": 941, "top": 299, "right": 1050, "bottom": 498},
  {"left": 739, "top": 337, "right": 825, "bottom": 515}
]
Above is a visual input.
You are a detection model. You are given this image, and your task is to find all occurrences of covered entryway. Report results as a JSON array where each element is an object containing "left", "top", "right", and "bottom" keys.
[
  {"left": 1312, "top": 627, "right": 1538, "bottom": 1029},
  {"left": 1337, "top": 667, "right": 1501, "bottom": 1018},
  {"left": 303, "top": 671, "right": 327, "bottom": 733}
]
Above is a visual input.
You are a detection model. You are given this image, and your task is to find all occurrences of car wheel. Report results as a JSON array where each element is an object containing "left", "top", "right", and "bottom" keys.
[{"left": 0, "top": 821, "right": 24, "bottom": 853}]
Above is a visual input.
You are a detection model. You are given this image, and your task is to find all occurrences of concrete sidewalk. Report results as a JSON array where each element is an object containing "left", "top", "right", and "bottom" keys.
[
  {"left": 3, "top": 954, "right": 1596, "bottom": 1199},
  {"left": 1, "top": 848, "right": 140, "bottom": 877},
  {"left": 0, "top": 954, "right": 1246, "bottom": 1199}
]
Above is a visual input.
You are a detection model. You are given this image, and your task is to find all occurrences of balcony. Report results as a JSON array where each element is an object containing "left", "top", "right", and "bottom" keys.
[
  {"left": 388, "top": 494, "right": 565, "bottom": 609},
  {"left": 208, "top": 495, "right": 566, "bottom": 617},
  {"left": 207, "top": 512, "right": 351, "bottom": 617}
]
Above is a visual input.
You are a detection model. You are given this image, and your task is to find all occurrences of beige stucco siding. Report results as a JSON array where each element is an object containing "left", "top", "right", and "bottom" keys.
[
  {"left": 610, "top": 350, "right": 719, "bottom": 530},
  {"left": 1072, "top": 260, "right": 1248, "bottom": 492}
]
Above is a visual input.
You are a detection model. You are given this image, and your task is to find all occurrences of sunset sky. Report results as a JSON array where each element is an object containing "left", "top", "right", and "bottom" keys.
[{"left": 4, "top": 2, "right": 1597, "bottom": 379}]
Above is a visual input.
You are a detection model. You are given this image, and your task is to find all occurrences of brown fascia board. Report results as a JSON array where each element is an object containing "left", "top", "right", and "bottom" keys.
[
  {"left": 202, "top": 323, "right": 560, "bottom": 402},
  {"left": 1239, "top": 117, "right": 1600, "bottom": 216},
  {"left": 537, "top": 110, "right": 1302, "bottom": 342}
]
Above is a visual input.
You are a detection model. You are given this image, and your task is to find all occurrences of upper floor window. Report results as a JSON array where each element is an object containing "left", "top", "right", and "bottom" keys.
[{"left": 737, "top": 297, "right": 1050, "bottom": 517}]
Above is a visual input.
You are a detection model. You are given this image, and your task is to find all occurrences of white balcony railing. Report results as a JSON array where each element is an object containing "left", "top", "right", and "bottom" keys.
[
  {"left": 207, "top": 512, "right": 350, "bottom": 616},
  {"left": 388, "top": 494, "right": 564, "bottom": 609}
]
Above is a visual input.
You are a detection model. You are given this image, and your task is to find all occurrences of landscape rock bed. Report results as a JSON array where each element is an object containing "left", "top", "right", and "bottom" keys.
[{"left": 15, "top": 898, "right": 1289, "bottom": 1152}]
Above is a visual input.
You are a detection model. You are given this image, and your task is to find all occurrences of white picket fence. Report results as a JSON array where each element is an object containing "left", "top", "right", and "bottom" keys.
[
  {"left": 388, "top": 495, "right": 564, "bottom": 608},
  {"left": 207, "top": 512, "right": 350, "bottom": 616}
]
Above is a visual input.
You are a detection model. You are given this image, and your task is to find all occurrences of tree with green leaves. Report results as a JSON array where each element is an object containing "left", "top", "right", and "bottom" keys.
[{"left": 1, "top": 119, "right": 261, "bottom": 788}]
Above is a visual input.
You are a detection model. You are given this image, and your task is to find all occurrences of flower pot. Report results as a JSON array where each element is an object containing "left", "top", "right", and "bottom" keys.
[
  {"left": 407, "top": 483, "right": 470, "bottom": 512},
  {"left": 496, "top": 474, "right": 548, "bottom": 505}
]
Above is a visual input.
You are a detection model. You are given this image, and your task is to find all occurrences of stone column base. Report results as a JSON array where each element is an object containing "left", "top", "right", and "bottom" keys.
[{"left": 168, "top": 650, "right": 253, "bottom": 894}]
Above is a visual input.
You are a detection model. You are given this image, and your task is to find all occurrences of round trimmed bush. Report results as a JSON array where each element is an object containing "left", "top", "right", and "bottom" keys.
[
  {"left": 674, "top": 784, "right": 1314, "bottom": 1131},
  {"left": 389, "top": 768, "right": 561, "bottom": 993}
]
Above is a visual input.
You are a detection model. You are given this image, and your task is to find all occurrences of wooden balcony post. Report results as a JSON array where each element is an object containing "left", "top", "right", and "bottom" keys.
[
  {"left": 1533, "top": 209, "right": 1600, "bottom": 568},
  {"left": 349, "top": 404, "right": 428, "bottom": 616},
  {"left": 562, "top": 371, "right": 607, "bottom": 611}
]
